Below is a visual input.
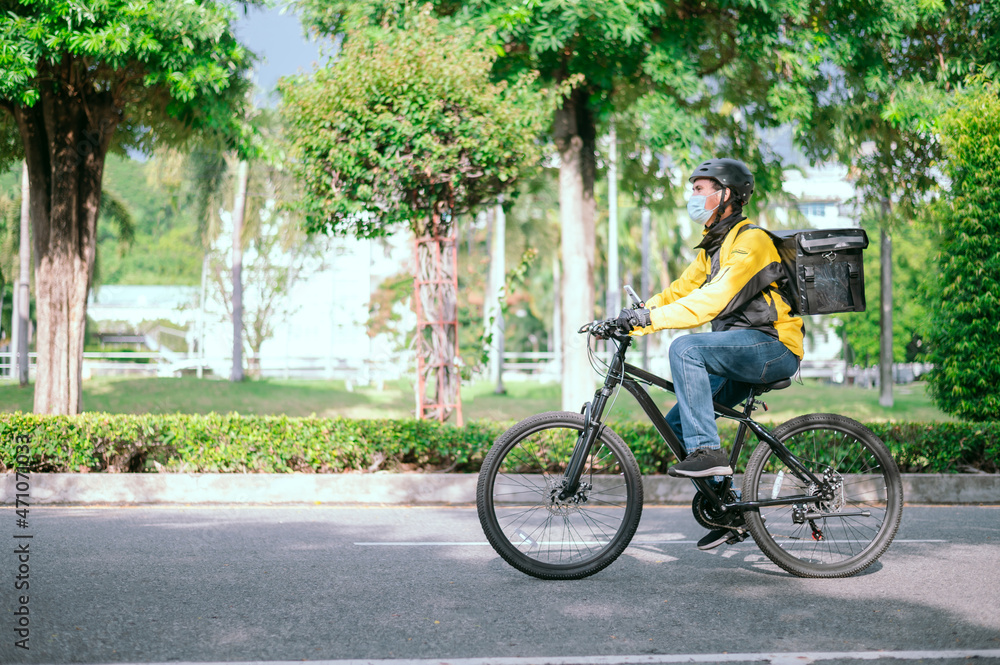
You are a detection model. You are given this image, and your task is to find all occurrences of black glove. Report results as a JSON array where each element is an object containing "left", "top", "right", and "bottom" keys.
[{"left": 617, "top": 307, "right": 651, "bottom": 332}]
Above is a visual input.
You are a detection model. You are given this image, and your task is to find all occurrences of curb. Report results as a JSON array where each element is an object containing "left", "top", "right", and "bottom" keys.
[{"left": 2, "top": 472, "right": 998, "bottom": 505}]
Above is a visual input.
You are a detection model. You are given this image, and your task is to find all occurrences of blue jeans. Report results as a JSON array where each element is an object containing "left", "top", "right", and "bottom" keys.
[{"left": 666, "top": 329, "right": 800, "bottom": 455}]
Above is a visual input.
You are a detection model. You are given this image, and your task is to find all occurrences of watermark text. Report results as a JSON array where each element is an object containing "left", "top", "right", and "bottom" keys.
[{"left": 12, "top": 435, "right": 31, "bottom": 651}]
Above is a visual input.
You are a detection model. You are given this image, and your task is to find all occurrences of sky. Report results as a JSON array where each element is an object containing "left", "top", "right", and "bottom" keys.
[
  {"left": 232, "top": 4, "right": 330, "bottom": 104},
  {"left": 118, "top": 5, "right": 324, "bottom": 160}
]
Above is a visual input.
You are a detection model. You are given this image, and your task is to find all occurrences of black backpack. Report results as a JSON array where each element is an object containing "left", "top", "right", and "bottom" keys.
[{"left": 763, "top": 228, "right": 870, "bottom": 316}]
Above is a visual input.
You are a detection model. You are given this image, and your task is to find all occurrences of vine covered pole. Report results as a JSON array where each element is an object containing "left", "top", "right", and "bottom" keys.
[
  {"left": 414, "top": 207, "right": 463, "bottom": 425},
  {"left": 280, "top": 9, "right": 549, "bottom": 423}
]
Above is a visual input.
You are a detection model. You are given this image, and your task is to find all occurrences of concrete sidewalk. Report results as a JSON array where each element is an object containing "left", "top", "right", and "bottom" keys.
[{"left": 1, "top": 472, "right": 998, "bottom": 505}]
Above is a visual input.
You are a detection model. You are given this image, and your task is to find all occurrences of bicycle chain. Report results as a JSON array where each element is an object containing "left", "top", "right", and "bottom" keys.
[{"left": 702, "top": 511, "right": 747, "bottom": 531}]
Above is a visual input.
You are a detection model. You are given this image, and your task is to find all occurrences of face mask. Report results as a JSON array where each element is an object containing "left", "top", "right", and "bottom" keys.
[{"left": 686, "top": 194, "right": 721, "bottom": 224}]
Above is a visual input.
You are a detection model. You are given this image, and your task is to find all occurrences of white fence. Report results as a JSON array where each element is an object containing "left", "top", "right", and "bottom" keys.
[
  {"left": 0, "top": 350, "right": 931, "bottom": 386},
  {"left": 498, "top": 352, "right": 930, "bottom": 385},
  {"left": 0, "top": 351, "right": 405, "bottom": 383}
]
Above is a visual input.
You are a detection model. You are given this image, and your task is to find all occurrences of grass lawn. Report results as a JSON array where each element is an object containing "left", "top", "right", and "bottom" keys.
[{"left": 0, "top": 374, "right": 953, "bottom": 423}]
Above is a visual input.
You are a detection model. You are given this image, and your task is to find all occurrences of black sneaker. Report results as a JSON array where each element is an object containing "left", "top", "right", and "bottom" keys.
[
  {"left": 668, "top": 448, "right": 733, "bottom": 478},
  {"left": 697, "top": 528, "right": 738, "bottom": 551}
]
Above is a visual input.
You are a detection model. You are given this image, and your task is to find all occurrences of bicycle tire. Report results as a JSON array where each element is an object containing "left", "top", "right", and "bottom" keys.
[
  {"left": 742, "top": 413, "right": 903, "bottom": 578},
  {"left": 477, "top": 411, "right": 643, "bottom": 580}
]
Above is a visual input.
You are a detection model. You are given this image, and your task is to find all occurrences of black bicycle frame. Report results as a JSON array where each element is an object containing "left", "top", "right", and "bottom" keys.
[{"left": 560, "top": 334, "right": 825, "bottom": 514}]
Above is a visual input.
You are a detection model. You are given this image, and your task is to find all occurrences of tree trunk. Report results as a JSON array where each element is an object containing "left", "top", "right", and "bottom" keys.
[
  {"left": 414, "top": 221, "right": 462, "bottom": 424},
  {"left": 552, "top": 252, "right": 562, "bottom": 379},
  {"left": 14, "top": 71, "right": 117, "bottom": 414},
  {"left": 577, "top": 90, "right": 597, "bottom": 304},
  {"left": 197, "top": 254, "right": 208, "bottom": 379},
  {"left": 248, "top": 350, "right": 262, "bottom": 378},
  {"left": 489, "top": 199, "right": 506, "bottom": 395},
  {"left": 879, "top": 225, "right": 893, "bottom": 407},
  {"left": 555, "top": 89, "right": 596, "bottom": 411},
  {"left": 606, "top": 120, "right": 620, "bottom": 321},
  {"left": 482, "top": 207, "right": 494, "bottom": 333},
  {"left": 230, "top": 160, "right": 249, "bottom": 383},
  {"left": 13, "top": 161, "right": 31, "bottom": 385},
  {"left": 641, "top": 207, "right": 651, "bottom": 370}
]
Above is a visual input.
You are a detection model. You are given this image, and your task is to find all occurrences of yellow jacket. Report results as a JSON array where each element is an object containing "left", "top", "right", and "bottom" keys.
[{"left": 635, "top": 218, "right": 804, "bottom": 359}]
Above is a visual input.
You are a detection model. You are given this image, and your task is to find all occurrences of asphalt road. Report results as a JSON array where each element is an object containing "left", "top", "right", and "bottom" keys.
[{"left": 1, "top": 504, "right": 998, "bottom": 665}]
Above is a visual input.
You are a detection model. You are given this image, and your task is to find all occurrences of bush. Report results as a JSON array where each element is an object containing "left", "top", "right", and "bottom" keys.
[
  {"left": 927, "top": 80, "right": 1000, "bottom": 421},
  {"left": 1, "top": 413, "right": 996, "bottom": 475}
]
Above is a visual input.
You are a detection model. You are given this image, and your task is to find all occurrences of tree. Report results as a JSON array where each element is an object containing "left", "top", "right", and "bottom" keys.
[
  {"left": 468, "top": 0, "right": 821, "bottom": 409},
  {"left": 92, "top": 153, "right": 201, "bottom": 286},
  {"left": 281, "top": 7, "right": 551, "bottom": 422},
  {"left": 799, "top": 0, "right": 1000, "bottom": 406},
  {"left": 0, "top": 165, "right": 133, "bottom": 382},
  {"left": 296, "top": 0, "right": 830, "bottom": 410},
  {"left": 0, "top": 0, "right": 253, "bottom": 413},
  {"left": 926, "top": 81, "right": 1000, "bottom": 422}
]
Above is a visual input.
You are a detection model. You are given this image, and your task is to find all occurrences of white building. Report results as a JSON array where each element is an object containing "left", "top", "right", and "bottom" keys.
[{"left": 85, "top": 231, "right": 414, "bottom": 381}]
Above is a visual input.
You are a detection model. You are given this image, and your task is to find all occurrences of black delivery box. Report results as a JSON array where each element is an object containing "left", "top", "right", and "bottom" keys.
[{"left": 769, "top": 228, "right": 869, "bottom": 316}]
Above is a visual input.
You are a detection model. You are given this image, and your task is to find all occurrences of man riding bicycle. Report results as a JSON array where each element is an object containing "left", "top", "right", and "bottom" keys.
[{"left": 617, "top": 158, "right": 803, "bottom": 550}]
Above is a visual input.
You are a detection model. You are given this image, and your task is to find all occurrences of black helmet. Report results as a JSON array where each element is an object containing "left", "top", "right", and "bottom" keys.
[{"left": 689, "top": 158, "right": 755, "bottom": 206}]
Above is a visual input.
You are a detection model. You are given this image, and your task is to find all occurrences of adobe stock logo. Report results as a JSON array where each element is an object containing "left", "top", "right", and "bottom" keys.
[{"left": 11, "top": 435, "right": 33, "bottom": 651}]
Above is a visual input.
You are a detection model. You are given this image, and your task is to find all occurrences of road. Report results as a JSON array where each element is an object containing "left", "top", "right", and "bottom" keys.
[{"left": 1, "top": 504, "right": 998, "bottom": 665}]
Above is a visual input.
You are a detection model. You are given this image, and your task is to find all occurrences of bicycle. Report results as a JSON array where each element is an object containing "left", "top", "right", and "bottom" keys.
[{"left": 476, "top": 288, "right": 903, "bottom": 580}]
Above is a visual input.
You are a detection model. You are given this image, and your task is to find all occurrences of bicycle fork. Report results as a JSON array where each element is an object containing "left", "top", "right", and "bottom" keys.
[{"left": 559, "top": 351, "right": 626, "bottom": 501}]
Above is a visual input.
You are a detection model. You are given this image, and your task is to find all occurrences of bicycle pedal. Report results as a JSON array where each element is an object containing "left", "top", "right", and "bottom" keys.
[{"left": 725, "top": 529, "right": 749, "bottom": 545}]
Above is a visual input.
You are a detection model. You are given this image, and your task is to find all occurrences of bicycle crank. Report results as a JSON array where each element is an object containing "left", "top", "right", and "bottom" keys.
[{"left": 692, "top": 491, "right": 747, "bottom": 531}]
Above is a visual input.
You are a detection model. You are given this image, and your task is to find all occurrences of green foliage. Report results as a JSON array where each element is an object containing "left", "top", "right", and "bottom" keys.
[
  {"left": 0, "top": 0, "right": 256, "bottom": 155},
  {"left": 280, "top": 7, "right": 551, "bottom": 239},
  {"left": 1, "top": 413, "right": 995, "bottom": 475},
  {"left": 92, "top": 154, "right": 206, "bottom": 285},
  {"left": 840, "top": 219, "right": 935, "bottom": 366},
  {"left": 468, "top": 0, "right": 826, "bottom": 213},
  {"left": 0, "top": 412, "right": 504, "bottom": 474},
  {"left": 0, "top": 186, "right": 21, "bottom": 292},
  {"left": 926, "top": 82, "right": 1000, "bottom": 422},
  {"left": 0, "top": 115, "right": 20, "bottom": 173},
  {"left": 295, "top": 0, "right": 830, "bottom": 217},
  {"left": 800, "top": 0, "right": 999, "bottom": 219},
  {"left": 868, "top": 421, "right": 1000, "bottom": 474}
]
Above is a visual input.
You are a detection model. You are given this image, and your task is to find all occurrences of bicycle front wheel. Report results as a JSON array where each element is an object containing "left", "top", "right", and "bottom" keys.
[
  {"left": 742, "top": 413, "right": 902, "bottom": 578},
  {"left": 477, "top": 411, "right": 643, "bottom": 580}
]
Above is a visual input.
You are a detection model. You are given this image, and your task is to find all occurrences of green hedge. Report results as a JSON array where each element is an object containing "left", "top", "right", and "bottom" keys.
[{"left": 0, "top": 413, "right": 996, "bottom": 474}]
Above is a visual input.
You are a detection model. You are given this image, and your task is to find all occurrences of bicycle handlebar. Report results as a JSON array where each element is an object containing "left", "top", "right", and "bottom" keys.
[
  {"left": 576, "top": 285, "right": 645, "bottom": 340},
  {"left": 578, "top": 318, "right": 628, "bottom": 340}
]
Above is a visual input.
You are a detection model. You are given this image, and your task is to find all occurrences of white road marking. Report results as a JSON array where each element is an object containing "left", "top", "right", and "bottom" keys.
[
  {"left": 354, "top": 539, "right": 946, "bottom": 546},
  {"left": 77, "top": 649, "right": 1000, "bottom": 665}
]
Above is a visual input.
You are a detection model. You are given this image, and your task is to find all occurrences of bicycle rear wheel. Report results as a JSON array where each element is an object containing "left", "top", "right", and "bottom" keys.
[
  {"left": 477, "top": 411, "right": 643, "bottom": 580},
  {"left": 742, "top": 413, "right": 902, "bottom": 578}
]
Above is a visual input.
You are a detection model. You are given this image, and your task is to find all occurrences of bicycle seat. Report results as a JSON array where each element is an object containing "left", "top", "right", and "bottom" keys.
[{"left": 752, "top": 378, "right": 792, "bottom": 396}]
